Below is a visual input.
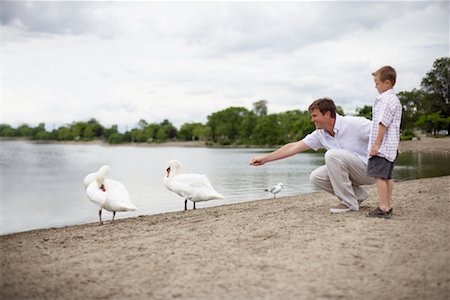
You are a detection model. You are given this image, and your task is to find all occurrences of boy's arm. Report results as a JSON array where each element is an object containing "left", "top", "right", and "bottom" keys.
[{"left": 370, "top": 123, "right": 387, "bottom": 156}]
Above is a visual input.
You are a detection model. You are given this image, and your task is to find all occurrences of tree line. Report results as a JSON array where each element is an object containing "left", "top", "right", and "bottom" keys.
[{"left": 1, "top": 57, "right": 448, "bottom": 145}]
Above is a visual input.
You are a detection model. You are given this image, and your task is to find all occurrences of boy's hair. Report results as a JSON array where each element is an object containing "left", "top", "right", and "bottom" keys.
[
  {"left": 372, "top": 66, "right": 396, "bottom": 86},
  {"left": 308, "top": 98, "right": 337, "bottom": 118}
]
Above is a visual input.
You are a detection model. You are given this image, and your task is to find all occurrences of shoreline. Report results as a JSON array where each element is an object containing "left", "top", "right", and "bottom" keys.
[{"left": 1, "top": 175, "right": 449, "bottom": 299}]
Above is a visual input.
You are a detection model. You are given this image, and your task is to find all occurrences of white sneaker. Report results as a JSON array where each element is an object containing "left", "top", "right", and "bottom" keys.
[{"left": 329, "top": 203, "right": 353, "bottom": 214}]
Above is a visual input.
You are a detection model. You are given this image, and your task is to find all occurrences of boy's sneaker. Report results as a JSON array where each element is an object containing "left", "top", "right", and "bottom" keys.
[{"left": 366, "top": 207, "right": 393, "bottom": 219}]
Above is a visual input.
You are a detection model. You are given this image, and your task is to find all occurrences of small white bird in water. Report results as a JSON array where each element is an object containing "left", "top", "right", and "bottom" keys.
[
  {"left": 84, "top": 165, "right": 136, "bottom": 225},
  {"left": 163, "top": 159, "right": 224, "bottom": 211},
  {"left": 265, "top": 182, "right": 284, "bottom": 198}
]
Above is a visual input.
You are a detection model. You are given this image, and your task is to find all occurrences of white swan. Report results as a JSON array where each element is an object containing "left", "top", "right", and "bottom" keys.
[
  {"left": 265, "top": 182, "right": 284, "bottom": 198},
  {"left": 83, "top": 165, "right": 136, "bottom": 225},
  {"left": 163, "top": 159, "right": 224, "bottom": 211}
]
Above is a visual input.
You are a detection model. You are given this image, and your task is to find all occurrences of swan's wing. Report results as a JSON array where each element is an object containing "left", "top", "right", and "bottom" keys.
[
  {"left": 86, "top": 182, "right": 107, "bottom": 206},
  {"left": 164, "top": 176, "right": 196, "bottom": 199},
  {"left": 179, "top": 174, "right": 215, "bottom": 188},
  {"left": 169, "top": 174, "right": 223, "bottom": 201},
  {"left": 103, "top": 179, "right": 136, "bottom": 211}
]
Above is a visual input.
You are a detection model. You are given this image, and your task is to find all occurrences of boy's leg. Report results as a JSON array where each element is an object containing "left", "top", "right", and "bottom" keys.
[
  {"left": 376, "top": 177, "right": 390, "bottom": 212},
  {"left": 387, "top": 179, "right": 394, "bottom": 209}
]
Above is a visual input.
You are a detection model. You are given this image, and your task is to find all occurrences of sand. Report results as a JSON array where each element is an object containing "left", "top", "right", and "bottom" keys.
[{"left": 1, "top": 138, "right": 449, "bottom": 300}]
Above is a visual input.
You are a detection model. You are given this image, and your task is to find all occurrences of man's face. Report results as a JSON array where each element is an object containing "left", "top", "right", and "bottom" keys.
[{"left": 310, "top": 108, "right": 330, "bottom": 129}]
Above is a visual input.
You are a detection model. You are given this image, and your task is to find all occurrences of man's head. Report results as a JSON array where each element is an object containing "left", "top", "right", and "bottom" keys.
[
  {"left": 372, "top": 66, "right": 396, "bottom": 94},
  {"left": 308, "top": 98, "right": 336, "bottom": 130}
]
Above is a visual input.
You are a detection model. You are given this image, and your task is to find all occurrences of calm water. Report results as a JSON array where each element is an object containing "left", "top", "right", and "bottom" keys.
[{"left": 1, "top": 141, "right": 449, "bottom": 235}]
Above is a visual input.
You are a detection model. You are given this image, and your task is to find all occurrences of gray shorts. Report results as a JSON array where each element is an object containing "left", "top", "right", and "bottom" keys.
[{"left": 367, "top": 156, "right": 395, "bottom": 179}]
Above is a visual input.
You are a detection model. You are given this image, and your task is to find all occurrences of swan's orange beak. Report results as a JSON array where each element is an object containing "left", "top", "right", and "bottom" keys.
[
  {"left": 100, "top": 184, "right": 106, "bottom": 192},
  {"left": 166, "top": 167, "right": 171, "bottom": 177}
]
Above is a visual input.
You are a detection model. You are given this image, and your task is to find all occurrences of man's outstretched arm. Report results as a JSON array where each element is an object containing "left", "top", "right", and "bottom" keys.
[{"left": 249, "top": 140, "right": 311, "bottom": 166}]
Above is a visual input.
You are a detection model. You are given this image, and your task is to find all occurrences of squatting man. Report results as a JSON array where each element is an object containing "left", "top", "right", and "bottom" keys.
[{"left": 249, "top": 98, "right": 375, "bottom": 213}]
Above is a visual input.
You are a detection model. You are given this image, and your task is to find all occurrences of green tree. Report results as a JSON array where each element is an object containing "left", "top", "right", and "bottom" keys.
[
  {"left": 16, "top": 124, "right": 33, "bottom": 137},
  {"left": 0, "top": 124, "right": 15, "bottom": 137},
  {"left": 277, "top": 110, "right": 315, "bottom": 143},
  {"left": 355, "top": 105, "right": 372, "bottom": 120},
  {"left": 104, "top": 125, "right": 119, "bottom": 140},
  {"left": 420, "top": 57, "right": 450, "bottom": 134},
  {"left": 32, "top": 123, "right": 47, "bottom": 140},
  {"left": 193, "top": 125, "right": 211, "bottom": 141},
  {"left": 238, "top": 111, "right": 257, "bottom": 144},
  {"left": 207, "top": 107, "right": 249, "bottom": 144},
  {"left": 56, "top": 127, "right": 74, "bottom": 140},
  {"left": 108, "top": 133, "right": 124, "bottom": 144},
  {"left": 252, "top": 114, "right": 281, "bottom": 145},
  {"left": 86, "top": 118, "right": 104, "bottom": 138},
  {"left": 158, "top": 119, "right": 177, "bottom": 141},
  {"left": 416, "top": 113, "right": 449, "bottom": 135},
  {"left": 179, "top": 122, "right": 205, "bottom": 141},
  {"left": 336, "top": 106, "right": 345, "bottom": 116},
  {"left": 397, "top": 89, "right": 426, "bottom": 131},
  {"left": 420, "top": 57, "right": 450, "bottom": 116}
]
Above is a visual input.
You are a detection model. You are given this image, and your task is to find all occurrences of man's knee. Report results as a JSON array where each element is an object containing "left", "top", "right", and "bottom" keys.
[
  {"left": 309, "top": 169, "right": 319, "bottom": 186},
  {"left": 324, "top": 149, "right": 341, "bottom": 162},
  {"left": 309, "top": 167, "right": 325, "bottom": 187}
]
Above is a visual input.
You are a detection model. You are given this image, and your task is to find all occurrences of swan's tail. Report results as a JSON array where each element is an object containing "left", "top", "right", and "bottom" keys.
[
  {"left": 212, "top": 192, "right": 224, "bottom": 200},
  {"left": 127, "top": 203, "right": 137, "bottom": 211},
  {"left": 118, "top": 204, "right": 137, "bottom": 211},
  {"left": 209, "top": 191, "right": 225, "bottom": 200}
]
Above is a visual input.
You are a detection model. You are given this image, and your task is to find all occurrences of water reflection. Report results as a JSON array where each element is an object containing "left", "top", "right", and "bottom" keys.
[{"left": 394, "top": 152, "right": 450, "bottom": 180}]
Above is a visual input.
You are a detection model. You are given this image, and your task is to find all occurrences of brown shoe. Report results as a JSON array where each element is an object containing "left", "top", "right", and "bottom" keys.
[{"left": 367, "top": 207, "right": 393, "bottom": 219}]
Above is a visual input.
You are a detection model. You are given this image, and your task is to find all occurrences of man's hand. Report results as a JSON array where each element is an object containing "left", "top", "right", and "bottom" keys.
[{"left": 249, "top": 157, "right": 266, "bottom": 166}]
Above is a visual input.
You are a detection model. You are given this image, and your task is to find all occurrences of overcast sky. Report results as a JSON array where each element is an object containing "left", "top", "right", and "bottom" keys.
[{"left": 1, "top": 1, "right": 449, "bottom": 130}]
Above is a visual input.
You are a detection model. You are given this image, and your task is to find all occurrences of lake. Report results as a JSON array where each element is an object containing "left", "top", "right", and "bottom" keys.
[{"left": 1, "top": 140, "right": 449, "bottom": 235}]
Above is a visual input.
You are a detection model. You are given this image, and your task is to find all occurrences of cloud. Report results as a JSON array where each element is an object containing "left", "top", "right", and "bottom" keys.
[{"left": 1, "top": 1, "right": 448, "bottom": 129}]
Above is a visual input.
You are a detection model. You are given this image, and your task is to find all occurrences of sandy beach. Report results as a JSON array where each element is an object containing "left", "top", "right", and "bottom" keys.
[{"left": 1, "top": 138, "right": 449, "bottom": 300}]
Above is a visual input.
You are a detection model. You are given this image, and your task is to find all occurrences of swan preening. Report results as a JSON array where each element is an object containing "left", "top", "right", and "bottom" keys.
[
  {"left": 265, "top": 182, "right": 284, "bottom": 198},
  {"left": 84, "top": 165, "right": 136, "bottom": 225},
  {"left": 163, "top": 159, "right": 224, "bottom": 210}
]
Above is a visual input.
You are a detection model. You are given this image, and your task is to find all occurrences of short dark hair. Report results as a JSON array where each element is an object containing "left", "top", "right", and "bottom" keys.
[
  {"left": 308, "top": 98, "right": 336, "bottom": 118},
  {"left": 372, "top": 66, "right": 396, "bottom": 86}
]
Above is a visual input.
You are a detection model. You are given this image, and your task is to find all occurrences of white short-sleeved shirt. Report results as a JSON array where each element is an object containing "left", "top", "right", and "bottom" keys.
[
  {"left": 303, "top": 114, "right": 372, "bottom": 164},
  {"left": 369, "top": 89, "right": 402, "bottom": 162}
]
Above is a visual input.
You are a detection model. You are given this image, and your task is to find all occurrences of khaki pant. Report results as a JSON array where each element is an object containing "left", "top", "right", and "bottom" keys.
[{"left": 309, "top": 149, "right": 376, "bottom": 210}]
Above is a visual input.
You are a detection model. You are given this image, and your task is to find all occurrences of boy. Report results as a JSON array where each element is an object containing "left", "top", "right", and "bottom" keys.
[{"left": 367, "top": 66, "right": 402, "bottom": 219}]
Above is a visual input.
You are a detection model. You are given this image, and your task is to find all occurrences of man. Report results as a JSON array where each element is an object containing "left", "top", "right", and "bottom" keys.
[{"left": 249, "top": 98, "right": 375, "bottom": 213}]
